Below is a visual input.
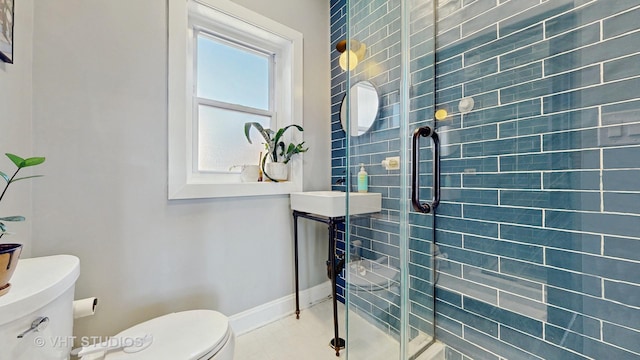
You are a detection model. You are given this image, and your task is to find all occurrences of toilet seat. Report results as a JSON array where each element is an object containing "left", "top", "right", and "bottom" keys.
[{"left": 104, "top": 310, "right": 231, "bottom": 360}]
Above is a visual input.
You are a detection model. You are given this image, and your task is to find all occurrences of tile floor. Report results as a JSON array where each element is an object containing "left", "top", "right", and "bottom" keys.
[{"left": 234, "top": 298, "right": 401, "bottom": 360}]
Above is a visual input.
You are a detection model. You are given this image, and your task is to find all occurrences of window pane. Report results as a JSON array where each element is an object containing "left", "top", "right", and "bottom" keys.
[
  {"left": 197, "top": 34, "right": 270, "bottom": 111},
  {"left": 198, "top": 105, "right": 270, "bottom": 172}
]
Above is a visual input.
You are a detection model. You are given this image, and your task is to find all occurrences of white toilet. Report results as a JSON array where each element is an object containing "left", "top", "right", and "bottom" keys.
[
  {"left": 101, "top": 310, "right": 234, "bottom": 360},
  {"left": 0, "top": 255, "right": 235, "bottom": 360}
]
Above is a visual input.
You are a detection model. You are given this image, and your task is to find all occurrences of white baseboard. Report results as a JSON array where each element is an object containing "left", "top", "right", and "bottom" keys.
[{"left": 229, "top": 281, "right": 332, "bottom": 335}]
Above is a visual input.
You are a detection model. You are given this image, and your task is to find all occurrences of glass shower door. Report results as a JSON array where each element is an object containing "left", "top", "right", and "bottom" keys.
[
  {"left": 340, "top": 0, "right": 437, "bottom": 359},
  {"left": 340, "top": 1, "right": 640, "bottom": 359},
  {"left": 430, "top": 1, "right": 640, "bottom": 359}
]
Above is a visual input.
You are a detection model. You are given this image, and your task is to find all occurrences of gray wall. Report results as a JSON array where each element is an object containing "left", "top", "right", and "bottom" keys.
[
  {"left": 0, "top": 0, "right": 34, "bottom": 256},
  {"left": 30, "top": 0, "right": 331, "bottom": 338}
]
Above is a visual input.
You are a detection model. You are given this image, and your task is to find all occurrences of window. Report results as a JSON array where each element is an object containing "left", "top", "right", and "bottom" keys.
[
  {"left": 196, "top": 33, "right": 272, "bottom": 172},
  {"left": 168, "top": 0, "right": 303, "bottom": 199}
]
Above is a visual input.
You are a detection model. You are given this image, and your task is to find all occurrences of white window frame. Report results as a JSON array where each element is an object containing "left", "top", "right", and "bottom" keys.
[{"left": 168, "top": 0, "right": 303, "bottom": 199}]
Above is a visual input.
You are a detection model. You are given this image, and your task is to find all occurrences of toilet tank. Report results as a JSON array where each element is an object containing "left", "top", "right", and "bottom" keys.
[{"left": 0, "top": 255, "right": 80, "bottom": 360}]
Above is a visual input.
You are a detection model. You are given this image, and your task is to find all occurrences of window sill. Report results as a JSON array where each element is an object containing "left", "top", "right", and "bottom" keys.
[{"left": 168, "top": 178, "right": 302, "bottom": 199}]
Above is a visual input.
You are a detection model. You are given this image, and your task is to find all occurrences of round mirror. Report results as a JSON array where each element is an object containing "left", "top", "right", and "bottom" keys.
[{"left": 340, "top": 81, "right": 379, "bottom": 136}]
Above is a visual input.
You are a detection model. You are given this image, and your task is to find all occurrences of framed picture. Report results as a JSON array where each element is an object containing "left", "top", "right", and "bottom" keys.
[{"left": 0, "top": 0, "right": 14, "bottom": 64}]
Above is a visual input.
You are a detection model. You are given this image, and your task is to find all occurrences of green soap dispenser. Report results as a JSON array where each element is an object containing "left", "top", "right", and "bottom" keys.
[{"left": 357, "top": 163, "right": 368, "bottom": 193}]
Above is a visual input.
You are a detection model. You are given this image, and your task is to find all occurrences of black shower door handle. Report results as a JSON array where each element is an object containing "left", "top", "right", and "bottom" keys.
[{"left": 411, "top": 126, "right": 440, "bottom": 213}]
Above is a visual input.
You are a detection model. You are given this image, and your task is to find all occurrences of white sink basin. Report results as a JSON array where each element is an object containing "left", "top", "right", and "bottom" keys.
[{"left": 290, "top": 191, "right": 381, "bottom": 217}]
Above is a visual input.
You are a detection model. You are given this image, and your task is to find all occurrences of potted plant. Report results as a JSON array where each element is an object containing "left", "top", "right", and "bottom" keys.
[
  {"left": 0, "top": 153, "right": 45, "bottom": 297},
  {"left": 244, "top": 122, "right": 308, "bottom": 182}
]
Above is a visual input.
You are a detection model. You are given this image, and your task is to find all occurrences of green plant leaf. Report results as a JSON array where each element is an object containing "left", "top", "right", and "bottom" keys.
[
  {"left": 0, "top": 216, "right": 26, "bottom": 222},
  {"left": 11, "top": 175, "right": 44, "bottom": 183},
  {"left": 272, "top": 125, "right": 304, "bottom": 145},
  {"left": 277, "top": 142, "right": 286, "bottom": 157},
  {"left": 281, "top": 141, "right": 309, "bottom": 164},
  {"left": 245, "top": 123, "right": 305, "bottom": 163},
  {"left": 244, "top": 122, "right": 259, "bottom": 144},
  {"left": 245, "top": 122, "right": 278, "bottom": 161},
  {"left": 298, "top": 142, "right": 309, "bottom": 153},
  {"left": 23, "top": 157, "right": 46, "bottom": 167},
  {"left": 244, "top": 122, "right": 270, "bottom": 144},
  {"left": 0, "top": 170, "right": 8, "bottom": 183},
  {"left": 271, "top": 125, "right": 304, "bottom": 162},
  {"left": 6, "top": 153, "right": 24, "bottom": 167}
]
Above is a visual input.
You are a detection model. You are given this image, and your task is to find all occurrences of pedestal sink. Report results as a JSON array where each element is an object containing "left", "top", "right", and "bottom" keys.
[
  {"left": 289, "top": 190, "right": 382, "bottom": 355},
  {"left": 290, "top": 191, "right": 381, "bottom": 217}
]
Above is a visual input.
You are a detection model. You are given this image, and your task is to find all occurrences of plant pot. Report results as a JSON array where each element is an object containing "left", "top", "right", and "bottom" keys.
[
  {"left": 0, "top": 243, "right": 23, "bottom": 297},
  {"left": 265, "top": 162, "right": 288, "bottom": 181}
]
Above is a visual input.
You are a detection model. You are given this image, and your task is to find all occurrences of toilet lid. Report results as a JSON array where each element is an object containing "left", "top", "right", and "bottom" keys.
[{"left": 104, "top": 310, "right": 230, "bottom": 360}]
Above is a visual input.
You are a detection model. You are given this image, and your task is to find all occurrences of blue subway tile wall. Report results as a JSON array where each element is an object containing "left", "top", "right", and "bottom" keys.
[
  {"left": 331, "top": 0, "right": 420, "bottom": 340},
  {"left": 329, "top": 0, "right": 640, "bottom": 359}
]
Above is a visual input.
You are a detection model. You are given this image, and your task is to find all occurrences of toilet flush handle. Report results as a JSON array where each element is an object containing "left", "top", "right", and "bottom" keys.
[{"left": 17, "top": 316, "right": 50, "bottom": 338}]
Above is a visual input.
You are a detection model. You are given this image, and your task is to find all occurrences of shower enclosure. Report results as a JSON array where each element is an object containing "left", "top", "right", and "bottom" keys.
[{"left": 331, "top": 0, "right": 640, "bottom": 359}]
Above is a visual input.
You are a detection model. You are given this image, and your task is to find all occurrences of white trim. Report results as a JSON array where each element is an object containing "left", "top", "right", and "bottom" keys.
[
  {"left": 168, "top": 0, "right": 304, "bottom": 199},
  {"left": 196, "top": 98, "right": 274, "bottom": 118},
  {"left": 229, "top": 281, "right": 332, "bottom": 335}
]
